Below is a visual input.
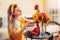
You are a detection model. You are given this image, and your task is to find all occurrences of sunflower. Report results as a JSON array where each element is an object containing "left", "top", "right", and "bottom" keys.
[
  {"left": 33, "top": 13, "right": 50, "bottom": 23},
  {"left": 33, "top": 13, "right": 43, "bottom": 23},
  {"left": 33, "top": 13, "right": 39, "bottom": 21},
  {"left": 37, "top": 14, "right": 43, "bottom": 23}
]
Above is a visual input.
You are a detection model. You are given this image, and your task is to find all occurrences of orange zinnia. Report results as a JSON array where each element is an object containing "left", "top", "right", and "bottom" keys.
[{"left": 46, "top": 17, "right": 50, "bottom": 24}]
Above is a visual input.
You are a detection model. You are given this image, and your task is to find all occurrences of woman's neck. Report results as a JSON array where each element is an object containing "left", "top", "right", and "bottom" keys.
[{"left": 14, "top": 15, "right": 19, "bottom": 20}]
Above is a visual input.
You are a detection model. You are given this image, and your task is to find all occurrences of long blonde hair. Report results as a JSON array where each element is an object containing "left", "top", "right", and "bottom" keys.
[
  {"left": 7, "top": 4, "right": 17, "bottom": 35},
  {"left": 8, "top": 4, "right": 17, "bottom": 23}
]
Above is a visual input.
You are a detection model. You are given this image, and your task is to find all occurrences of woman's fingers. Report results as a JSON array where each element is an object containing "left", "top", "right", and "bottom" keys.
[{"left": 23, "top": 22, "right": 29, "bottom": 28}]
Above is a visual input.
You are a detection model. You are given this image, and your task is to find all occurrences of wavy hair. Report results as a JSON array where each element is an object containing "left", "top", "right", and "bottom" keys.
[
  {"left": 8, "top": 4, "right": 17, "bottom": 22},
  {"left": 7, "top": 4, "right": 17, "bottom": 33}
]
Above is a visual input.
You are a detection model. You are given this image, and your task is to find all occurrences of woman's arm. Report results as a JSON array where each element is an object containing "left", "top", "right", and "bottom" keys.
[{"left": 27, "top": 22, "right": 35, "bottom": 27}]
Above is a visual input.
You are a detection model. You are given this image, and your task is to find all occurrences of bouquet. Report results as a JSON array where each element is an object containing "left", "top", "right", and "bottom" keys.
[{"left": 32, "top": 13, "right": 50, "bottom": 35}]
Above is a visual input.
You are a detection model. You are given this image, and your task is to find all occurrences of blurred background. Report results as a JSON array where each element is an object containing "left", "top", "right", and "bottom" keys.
[{"left": 0, "top": 0, "right": 60, "bottom": 40}]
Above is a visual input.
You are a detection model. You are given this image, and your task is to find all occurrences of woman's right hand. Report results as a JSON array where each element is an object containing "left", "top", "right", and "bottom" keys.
[{"left": 24, "top": 22, "right": 29, "bottom": 27}]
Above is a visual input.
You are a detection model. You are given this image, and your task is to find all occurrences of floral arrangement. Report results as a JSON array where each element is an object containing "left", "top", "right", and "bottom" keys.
[
  {"left": 33, "top": 4, "right": 50, "bottom": 24},
  {"left": 33, "top": 13, "right": 50, "bottom": 24},
  {"left": 28, "top": 13, "right": 50, "bottom": 36},
  {"left": 32, "top": 13, "right": 50, "bottom": 36},
  {"left": 28, "top": 4, "right": 50, "bottom": 36}
]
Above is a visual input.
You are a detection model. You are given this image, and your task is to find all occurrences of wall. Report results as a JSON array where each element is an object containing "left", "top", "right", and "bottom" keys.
[
  {"left": 57, "top": 0, "right": 60, "bottom": 23},
  {"left": 0, "top": 0, "right": 45, "bottom": 17},
  {"left": 0, "top": 0, "right": 44, "bottom": 27}
]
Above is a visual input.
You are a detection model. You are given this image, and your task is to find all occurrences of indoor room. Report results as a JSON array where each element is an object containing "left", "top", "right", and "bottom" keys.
[{"left": 0, "top": 0, "right": 60, "bottom": 40}]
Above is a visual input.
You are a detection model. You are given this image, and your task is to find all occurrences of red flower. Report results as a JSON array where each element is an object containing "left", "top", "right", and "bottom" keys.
[{"left": 34, "top": 5, "right": 39, "bottom": 10}]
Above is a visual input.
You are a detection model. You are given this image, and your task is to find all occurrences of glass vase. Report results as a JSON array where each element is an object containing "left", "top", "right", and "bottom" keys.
[{"left": 40, "top": 23, "right": 46, "bottom": 35}]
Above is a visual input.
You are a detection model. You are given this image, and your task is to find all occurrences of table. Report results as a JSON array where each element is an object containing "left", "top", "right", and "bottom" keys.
[{"left": 24, "top": 31, "right": 53, "bottom": 40}]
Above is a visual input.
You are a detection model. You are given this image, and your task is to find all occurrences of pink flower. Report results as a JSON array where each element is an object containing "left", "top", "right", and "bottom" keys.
[{"left": 41, "top": 13, "right": 47, "bottom": 18}]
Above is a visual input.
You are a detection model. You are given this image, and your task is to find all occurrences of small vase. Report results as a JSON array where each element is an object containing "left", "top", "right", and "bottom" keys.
[{"left": 41, "top": 23, "right": 46, "bottom": 35}]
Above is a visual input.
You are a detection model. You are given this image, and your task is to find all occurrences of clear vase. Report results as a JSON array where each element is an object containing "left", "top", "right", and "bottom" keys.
[
  {"left": 40, "top": 23, "right": 46, "bottom": 35},
  {"left": 36, "top": 21, "right": 46, "bottom": 36}
]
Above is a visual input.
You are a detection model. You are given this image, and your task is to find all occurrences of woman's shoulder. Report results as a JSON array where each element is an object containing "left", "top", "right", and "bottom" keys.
[{"left": 18, "top": 16, "right": 27, "bottom": 23}]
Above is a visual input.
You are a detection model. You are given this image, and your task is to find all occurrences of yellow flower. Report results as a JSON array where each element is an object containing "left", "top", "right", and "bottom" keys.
[
  {"left": 33, "top": 13, "right": 43, "bottom": 23},
  {"left": 37, "top": 14, "right": 43, "bottom": 23},
  {"left": 33, "top": 13, "right": 39, "bottom": 21},
  {"left": 46, "top": 17, "right": 50, "bottom": 24},
  {"left": 32, "top": 13, "right": 50, "bottom": 23}
]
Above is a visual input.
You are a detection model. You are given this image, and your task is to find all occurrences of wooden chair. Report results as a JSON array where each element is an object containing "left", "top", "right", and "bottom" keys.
[{"left": 46, "top": 21, "right": 60, "bottom": 40}]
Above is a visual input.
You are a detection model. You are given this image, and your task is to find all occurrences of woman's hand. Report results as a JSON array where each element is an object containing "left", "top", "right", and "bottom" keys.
[
  {"left": 24, "top": 22, "right": 29, "bottom": 27},
  {"left": 25, "top": 22, "right": 35, "bottom": 27}
]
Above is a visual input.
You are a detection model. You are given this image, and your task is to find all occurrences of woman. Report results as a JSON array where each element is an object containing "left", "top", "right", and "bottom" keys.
[{"left": 7, "top": 4, "right": 31, "bottom": 40}]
